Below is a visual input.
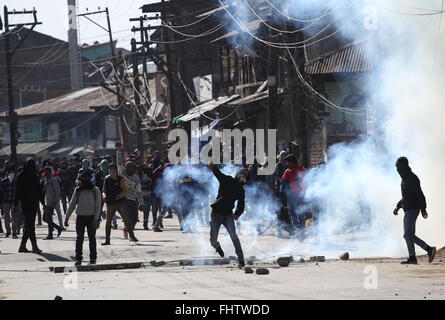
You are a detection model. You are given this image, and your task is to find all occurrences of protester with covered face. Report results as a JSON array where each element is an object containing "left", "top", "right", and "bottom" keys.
[
  {"left": 140, "top": 165, "right": 153, "bottom": 230},
  {"left": 14, "top": 158, "right": 45, "bottom": 253},
  {"left": 93, "top": 159, "right": 109, "bottom": 221},
  {"left": 65, "top": 171, "right": 101, "bottom": 266},
  {"left": 393, "top": 157, "right": 436, "bottom": 264},
  {"left": 152, "top": 162, "right": 173, "bottom": 232},
  {"left": 281, "top": 154, "right": 307, "bottom": 237},
  {"left": 59, "top": 161, "right": 75, "bottom": 215},
  {"left": 120, "top": 160, "right": 144, "bottom": 237},
  {"left": 208, "top": 162, "right": 248, "bottom": 268},
  {"left": 76, "top": 159, "right": 94, "bottom": 186},
  {"left": 42, "top": 166, "right": 64, "bottom": 240},
  {"left": 101, "top": 163, "right": 138, "bottom": 245},
  {"left": 0, "top": 164, "right": 18, "bottom": 238}
]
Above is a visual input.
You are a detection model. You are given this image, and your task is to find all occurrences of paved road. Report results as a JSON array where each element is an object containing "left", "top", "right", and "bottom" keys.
[{"left": 1, "top": 214, "right": 444, "bottom": 300}]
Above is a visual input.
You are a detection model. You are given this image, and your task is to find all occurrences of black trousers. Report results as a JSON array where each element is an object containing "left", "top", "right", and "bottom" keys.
[
  {"left": 75, "top": 215, "right": 97, "bottom": 261},
  {"left": 20, "top": 207, "right": 38, "bottom": 250}
]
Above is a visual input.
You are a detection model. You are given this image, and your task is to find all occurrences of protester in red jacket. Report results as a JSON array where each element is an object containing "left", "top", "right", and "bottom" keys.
[{"left": 281, "top": 154, "right": 306, "bottom": 235}]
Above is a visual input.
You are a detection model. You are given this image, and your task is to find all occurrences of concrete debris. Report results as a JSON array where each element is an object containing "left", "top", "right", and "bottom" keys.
[
  {"left": 339, "top": 252, "right": 349, "bottom": 261},
  {"left": 54, "top": 295, "right": 63, "bottom": 300},
  {"left": 150, "top": 260, "right": 166, "bottom": 267},
  {"left": 247, "top": 260, "right": 254, "bottom": 265},
  {"left": 277, "top": 257, "right": 291, "bottom": 267},
  {"left": 245, "top": 267, "right": 254, "bottom": 274},
  {"left": 256, "top": 268, "right": 269, "bottom": 275},
  {"left": 179, "top": 258, "right": 230, "bottom": 266},
  {"left": 310, "top": 256, "right": 325, "bottom": 262},
  {"left": 50, "top": 262, "right": 143, "bottom": 273}
]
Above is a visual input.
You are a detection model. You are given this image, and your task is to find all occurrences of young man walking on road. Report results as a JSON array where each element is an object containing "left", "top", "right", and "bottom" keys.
[{"left": 393, "top": 157, "right": 436, "bottom": 264}]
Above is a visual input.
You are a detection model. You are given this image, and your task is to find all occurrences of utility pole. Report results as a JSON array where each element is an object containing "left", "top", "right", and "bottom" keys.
[
  {"left": 3, "top": 5, "right": 41, "bottom": 164},
  {"left": 67, "top": 0, "right": 82, "bottom": 91},
  {"left": 161, "top": 0, "right": 177, "bottom": 118},
  {"left": 78, "top": 7, "right": 128, "bottom": 153},
  {"left": 131, "top": 38, "right": 144, "bottom": 154}
]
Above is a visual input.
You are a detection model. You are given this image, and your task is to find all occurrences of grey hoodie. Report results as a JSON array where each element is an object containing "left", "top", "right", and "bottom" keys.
[
  {"left": 66, "top": 186, "right": 101, "bottom": 220},
  {"left": 44, "top": 176, "right": 61, "bottom": 207}
]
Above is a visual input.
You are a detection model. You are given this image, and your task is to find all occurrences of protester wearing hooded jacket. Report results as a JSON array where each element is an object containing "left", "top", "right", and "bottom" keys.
[
  {"left": 14, "top": 158, "right": 45, "bottom": 253},
  {"left": 65, "top": 171, "right": 101, "bottom": 265},
  {"left": 393, "top": 157, "right": 436, "bottom": 265}
]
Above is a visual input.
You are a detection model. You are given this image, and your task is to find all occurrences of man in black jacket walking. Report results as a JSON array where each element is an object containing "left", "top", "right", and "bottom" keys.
[
  {"left": 208, "top": 162, "right": 249, "bottom": 268},
  {"left": 393, "top": 157, "right": 436, "bottom": 264},
  {"left": 14, "top": 158, "right": 46, "bottom": 253}
]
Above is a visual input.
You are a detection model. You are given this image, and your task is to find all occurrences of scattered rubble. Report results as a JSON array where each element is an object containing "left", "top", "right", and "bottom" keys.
[
  {"left": 50, "top": 262, "right": 143, "bottom": 273},
  {"left": 247, "top": 260, "right": 254, "bottom": 265},
  {"left": 179, "top": 258, "right": 230, "bottom": 266},
  {"left": 256, "top": 268, "right": 269, "bottom": 275},
  {"left": 277, "top": 257, "right": 292, "bottom": 267},
  {"left": 245, "top": 267, "right": 254, "bottom": 274},
  {"left": 150, "top": 260, "right": 166, "bottom": 267},
  {"left": 310, "top": 256, "right": 325, "bottom": 262},
  {"left": 54, "top": 295, "right": 63, "bottom": 300},
  {"left": 339, "top": 252, "right": 349, "bottom": 261}
]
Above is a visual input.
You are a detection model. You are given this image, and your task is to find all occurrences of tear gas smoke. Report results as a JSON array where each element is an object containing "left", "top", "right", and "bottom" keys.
[{"left": 156, "top": 0, "right": 445, "bottom": 259}]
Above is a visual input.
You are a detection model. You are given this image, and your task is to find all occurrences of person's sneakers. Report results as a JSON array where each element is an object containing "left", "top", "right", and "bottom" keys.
[
  {"left": 216, "top": 246, "right": 224, "bottom": 258},
  {"left": 153, "top": 227, "right": 163, "bottom": 232},
  {"left": 238, "top": 261, "right": 245, "bottom": 269},
  {"left": 112, "top": 224, "right": 118, "bottom": 230},
  {"left": 401, "top": 256, "right": 418, "bottom": 264},
  {"left": 123, "top": 229, "right": 128, "bottom": 239},
  {"left": 89, "top": 259, "right": 96, "bottom": 265},
  {"left": 130, "top": 237, "right": 139, "bottom": 242},
  {"left": 75, "top": 260, "right": 82, "bottom": 266},
  {"left": 32, "top": 248, "right": 42, "bottom": 254},
  {"left": 43, "top": 236, "right": 54, "bottom": 240},
  {"left": 12, "top": 234, "right": 18, "bottom": 239},
  {"left": 160, "top": 222, "right": 164, "bottom": 229},
  {"left": 18, "top": 246, "right": 30, "bottom": 253},
  {"left": 57, "top": 228, "right": 63, "bottom": 237},
  {"left": 428, "top": 247, "right": 437, "bottom": 263},
  {"left": 5, "top": 233, "right": 10, "bottom": 238},
  {"left": 101, "top": 241, "right": 110, "bottom": 246}
]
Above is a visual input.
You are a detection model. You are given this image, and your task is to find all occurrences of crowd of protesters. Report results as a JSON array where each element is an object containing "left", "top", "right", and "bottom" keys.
[{"left": 0, "top": 143, "right": 317, "bottom": 266}]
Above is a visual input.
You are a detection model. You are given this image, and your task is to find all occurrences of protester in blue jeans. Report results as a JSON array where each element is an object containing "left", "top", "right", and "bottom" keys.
[
  {"left": 208, "top": 162, "right": 248, "bottom": 269},
  {"left": 65, "top": 171, "right": 101, "bottom": 266},
  {"left": 42, "top": 166, "right": 64, "bottom": 240},
  {"left": 393, "top": 157, "right": 436, "bottom": 264}
]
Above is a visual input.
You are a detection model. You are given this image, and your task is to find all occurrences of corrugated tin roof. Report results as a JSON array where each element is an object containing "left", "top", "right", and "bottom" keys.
[
  {"left": 1, "top": 87, "right": 116, "bottom": 117},
  {"left": 174, "top": 94, "right": 239, "bottom": 122},
  {"left": 211, "top": 19, "right": 263, "bottom": 43},
  {"left": 0, "top": 141, "right": 57, "bottom": 156},
  {"left": 305, "top": 40, "right": 373, "bottom": 74}
]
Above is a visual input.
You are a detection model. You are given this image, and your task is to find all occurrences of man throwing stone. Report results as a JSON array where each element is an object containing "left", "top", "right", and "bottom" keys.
[
  {"left": 393, "top": 157, "right": 436, "bottom": 264},
  {"left": 208, "top": 162, "right": 249, "bottom": 268}
]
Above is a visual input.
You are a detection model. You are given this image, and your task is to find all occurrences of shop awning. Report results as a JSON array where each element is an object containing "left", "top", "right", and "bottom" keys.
[
  {"left": 0, "top": 141, "right": 58, "bottom": 157},
  {"left": 173, "top": 95, "right": 239, "bottom": 123}
]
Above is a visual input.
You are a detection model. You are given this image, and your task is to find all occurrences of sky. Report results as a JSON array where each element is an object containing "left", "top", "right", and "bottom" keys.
[{"left": 2, "top": 0, "right": 158, "bottom": 49}]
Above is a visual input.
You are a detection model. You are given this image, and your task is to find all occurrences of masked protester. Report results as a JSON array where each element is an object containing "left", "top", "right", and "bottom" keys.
[
  {"left": 93, "top": 159, "right": 109, "bottom": 221},
  {"left": 393, "top": 157, "right": 436, "bottom": 264},
  {"left": 121, "top": 161, "right": 144, "bottom": 238},
  {"left": 208, "top": 162, "right": 248, "bottom": 269},
  {"left": 0, "top": 164, "right": 18, "bottom": 238},
  {"left": 59, "top": 161, "right": 74, "bottom": 215},
  {"left": 76, "top": 159, "right": 94, "bottom": 186},
  {"left": 101, "top": 163, "right": 138, "bottom": 245},
  {"left": 42, "top": 166, "right": 64, "bottom": 240},
  {"left": 65, "top": 171, "right": 101, "bottom": 266},
  {"left": 14, "top": 158, "right": 46, "bottom": 253}
]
